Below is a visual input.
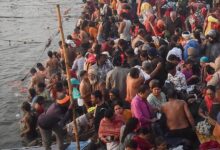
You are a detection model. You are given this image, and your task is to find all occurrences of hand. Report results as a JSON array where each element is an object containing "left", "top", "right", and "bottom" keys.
[{"left": 151, "top": 118, "right": 158, "bottom": 123}]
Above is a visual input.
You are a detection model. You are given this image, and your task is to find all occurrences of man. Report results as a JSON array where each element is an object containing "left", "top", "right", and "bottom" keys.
[
  {"left": 46, "top": 51, "right": 60, "bottom": 77},
  {"left": 165, "top": 11, "right": 182, "bottom": 35},
  {"left": 91, "top": 90, "right": 109, "bottom": 132},
  {"left": 72, "top": 47, "right": 85, "bottom": 78},
  {"left": 106, "top": 55, "right": 129, "bottom": 99},
  {"left": 38, "top": 91, "right": 72, "bottom": 150},
  {"left": 126, "top": 68, "right": 144, "bottom": 102},
  {"left": 79, "top": 70, "right": 92, "bottom": 109},
  {"left": 29, "top": 68, "right": 45, "bottom": 89},
  {"left": 90, "top": 53, "right": 113, "bottom": 81},
  {"left": 161, "top": 88, "right": 195, "bottom": 141},
  {"left": 131, "top": 29, "right": 146, "bottom": 49},
  {"left": 131, "top": 85, "right": 157, "bottom": 128},
  {"left": 36, "top": 63, "right": 48, "bottom": 79},
  {"left": 118, "top": 12, "right": 132, "bottom": 42}
]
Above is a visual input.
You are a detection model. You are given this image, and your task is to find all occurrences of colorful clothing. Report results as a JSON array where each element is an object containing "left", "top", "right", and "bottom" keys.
[{"left": 167, "top": 71, "right": 187, "bottom": 91}]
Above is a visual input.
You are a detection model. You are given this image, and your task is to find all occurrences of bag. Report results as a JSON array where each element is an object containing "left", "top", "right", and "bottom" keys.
[{"left": 196, "top": 119, "right": 211, "bottom": 136}]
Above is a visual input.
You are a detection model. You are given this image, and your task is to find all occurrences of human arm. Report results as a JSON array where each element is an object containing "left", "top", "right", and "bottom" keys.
[
  {"left": 150, "top": 62, "right": 162, "bottom": 79},
  {"left": 20, "top": 117, "right": 31, "bottom": 137},
  {"left": 183, "top": 101, "right": 195, "bottom": 127},
  {"left": 118, "top": 21, "right": 125, "bottom": 34}
]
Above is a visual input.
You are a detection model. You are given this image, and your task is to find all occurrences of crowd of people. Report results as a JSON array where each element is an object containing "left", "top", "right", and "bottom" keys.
[{"left": 19, "top": 0, "right": 220, "bottom": 149}]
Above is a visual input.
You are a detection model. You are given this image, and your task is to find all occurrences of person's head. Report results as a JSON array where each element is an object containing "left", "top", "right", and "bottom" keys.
[
  {"left": 137, "top": 127, "right": 151, "bottom": 140},
  {"left": 200, "top": 56, "right": 209, "bottom": 67},
  {"left": 91, "top": 43, "right": 101, "bottom": 54},
  {"left": 36, "top": 63, "right": 44, "bottom": 71},
  {"left": 214, "top": 56, "right": 220, "bottom": 71},
  {"left": 91, "top": 90, "right": 102, "bottom": 105},
  {"left": 147, "top": 47, "right": 158, "bottom": 60},
  {"left": 166, "top": 62, "right": 177, "bottom": 76},
  {"left": 166, "top": 88, "right": 177, "bottom": 99},
  {"left": 205, "top": 85, "right": 216, "bottom": 100},
  {"left": 112, "top": 55, "right": 122, "bottom": 67},
  {"left": 129, "top": 68, "right": 140, "bottom": 79},
  {"left": 30, "top": 68, "right": 37, "bottom": 75},
  {"left": 109, "top": 88, "right": 120, "bottom": 101},
  {"left": 56, "top": 94, "right": 70, "bottom": 107},
  {"left": 207, "top": 30, "right": 219, "bottom": 43},
  {"left": 184, "top": 59, "right": 193, "bottom": 70},
  {"left": 37, "top": 82, "right": 46, "bottom": 92},
  {"left": 155, "top": 136, "right": 167, "bottom": 150},
  {"left": 121, "top": 117, "right": 139, "bottom": 142},
  {"left": 125, "top": 140, "right": 138, "bottom": 150},
  {"left": 88, "top": 68, "right": 98, "bottom": 85},
  {"left": 79, "top": 70, "right": 88, "bottom": 80},
  {"left": 174, "top": 28, "right": 182, "bottom": 36},
  {"left": 149, "top": 79, "right": 161, "bottom": 96},
  {"left": 35, "top": 96, "right": 44, "bottom": 105},
  {"left": 21, "top": 101, "right": 31, "bottom": 113},
  {"left": 55, "top": 82, "right": 63, "bottom": 92},
  {"left": 120, "top": 12, "right": 128, "bottom": 20},
  {"left": 142, "top": 61, "right": 152, "bottom": 74},
  {"left": 113, "top": 102, "right": 124, "bottom": 115},
  {"left": 167, "top": 54, "right": 181, "bottom": 64},
  {"left": 138, "top": 85, "right": 151, "bottom": 99},
  {"left": 47, "top": 51, "right": 53, "bottom": 58},
  {"left": 138, "top": 28, "right": 146, "bottom": 37},
  {"left": 140, "top": 49, "right": 149, "bottom": 62},
  {"left": 170, "top": 11, "right": 177, "bottom": 22},
  {"left": 104, "top": 109, "right": 115, "bottom": 121},
  {"left": 96, "top": 54, "right": 107, "bottom": 65}
]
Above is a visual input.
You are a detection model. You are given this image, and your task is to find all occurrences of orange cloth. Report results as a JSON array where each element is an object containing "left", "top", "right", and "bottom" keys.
[
  {"left": 89, "top": 27, "right": 98, "bottom": 41},
  {"left": 123, "top": 109, "right": 132, "bottom": 122},
  {"left": 213, "top": 123, "right": 220, "bottom": 143}
]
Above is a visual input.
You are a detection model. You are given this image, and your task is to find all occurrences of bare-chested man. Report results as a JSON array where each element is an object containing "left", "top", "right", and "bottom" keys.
[
  {"left": 161, "top": 88, "right": 196, "bottom": 141},
  {"left": 29, "top": 68, "right": 45, "bottom": 89},
  {"left": 46, "top": 51, "right": 60, "bottom": 77}
]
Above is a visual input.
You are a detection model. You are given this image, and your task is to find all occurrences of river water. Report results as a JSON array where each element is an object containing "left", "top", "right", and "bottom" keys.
[{"left": 0, "top": 0, "right": 82, "bottom": 148}]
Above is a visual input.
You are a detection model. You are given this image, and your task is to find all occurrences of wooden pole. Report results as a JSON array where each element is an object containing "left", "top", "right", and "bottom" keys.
[{"left": 56, "top": 4, "right": 80, "bottom": 150}]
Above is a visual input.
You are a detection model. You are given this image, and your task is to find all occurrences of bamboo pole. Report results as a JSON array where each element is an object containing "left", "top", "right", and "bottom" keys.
[{"left": 56, "top": 4, "right": 80, "bottom": 150}]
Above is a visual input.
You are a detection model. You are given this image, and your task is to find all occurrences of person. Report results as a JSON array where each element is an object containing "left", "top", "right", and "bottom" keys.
[
  {"left": 99, "top": 109, "right": 124, "bottom": 150},
  {"left": 209, "top": 85, "right": 220, "bottom": 120},
  {"left": 32, "top": 96, "right": 45, "bottom": 116},
  {"left": 207, "top": 56, "right": 220, "bottom": 86},
  {"left": 71, "top": 47, "right": 85, "bottom": 78},
  {"left": 29, "top": 68, "right": 45, "bottom": 89},
  {"left": 113, "top": 102, "right": 132, "bottom": 122},
  {"left": 161, "top": 88, "right": 196, "bottom": 141},
  {"left": 119, "top": 117, "right": 139, "bottom": 150},
  {"left": 79, "top": 70, "right": 92, "bottom": 109},
  {"left": 79, "top": 20, "right": 90, "bottom": 44},
  {"left": 20, "top": 102, "right": 38, "bottom": 146},
  {"left": 28, "top": 88, "right": 37, "bottom": 103},
  {"left": 132, "top": 127, "right": 153, "bottom": 150},
  {"left": 147, "top": 79, "right": 167, "bottom": 109},
  {"left": 91, "top": 90, "right": 109, "bottom": 132},
  {"left": 166, "top": 62, "right": 187, "bottom": 91},
  {"left": 46, "top": 51, "right": 60, "bottom": 77},
  {"left": 118, "top": 12, "right": 132, "bottom": 42},
  {"left": 126, "top": 68, "right": 144, "bottom": 102},
  {"left": 36, "top": 63, "right": 48, "bottom": 79},
  {"left": 131, "top": 85, "right": 157, "bottom": 128},
  {"left": 106, "top": 55, "right": 129, "bottom": 99},
  {"left": 165, "top": 11, "right": 182, "bottom": 35},
  {"left": 198, "top": 85, "right": 215, "bottom": 120},
  {"left": 36, "top": 82, "right": 51, "bottom": 102},
  {"left": 37, "top": 92, "right": 73, "bottom": 150}
]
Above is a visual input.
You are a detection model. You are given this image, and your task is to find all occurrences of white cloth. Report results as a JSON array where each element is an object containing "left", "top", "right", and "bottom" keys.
[
  {"left": 134, "top": 65, "right": 151, "bottom": 81},
  {"left": 120, "top": 19, "right": 131, "bottom": 41},
  {"left": 166, "top": 47, "right": 182, "bottom": 61}
]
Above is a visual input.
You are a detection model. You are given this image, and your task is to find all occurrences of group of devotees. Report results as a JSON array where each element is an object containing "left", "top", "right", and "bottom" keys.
[{"left": 19, "top": 0, "right": 220, "bottom": 149}]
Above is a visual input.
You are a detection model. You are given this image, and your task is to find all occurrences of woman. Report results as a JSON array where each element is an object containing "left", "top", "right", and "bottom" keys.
[
  {"left": 113, "top": 102, "right": 132, "bottom": 122},
  {"left": 119, "top": 117, "right": 139, "bottom": 150},
  {"left": 198, "top": 85, "right": 215, "bottom": 121},
  {"left": 147, "top": 79, "right": 166, "bottom": 110},
  {"left": 207, "top": 56, "right": 220, "bottom": 86}
]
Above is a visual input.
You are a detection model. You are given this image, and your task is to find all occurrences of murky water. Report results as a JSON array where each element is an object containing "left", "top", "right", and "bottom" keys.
[{"left": 0, "top": 0, "right": 82, "bottom": 148}]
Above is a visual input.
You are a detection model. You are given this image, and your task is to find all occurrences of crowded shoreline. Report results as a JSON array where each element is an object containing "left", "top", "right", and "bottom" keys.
[{"left": 18, "top": 0, "right": 220, "bottom": 149}]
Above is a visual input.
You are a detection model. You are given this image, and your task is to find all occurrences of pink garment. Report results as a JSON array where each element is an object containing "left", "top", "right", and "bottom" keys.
[{"left": 131, "top": 95, "right": 153, "bottom": 128}]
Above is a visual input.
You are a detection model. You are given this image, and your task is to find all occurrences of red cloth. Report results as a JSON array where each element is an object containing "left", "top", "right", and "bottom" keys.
[
  {"left": 133, "top": 136, "right": 153, "bottom": 150},
  {"left": 199, "top": 141, "right": 220, "bottom": 150},
  {"left": 204, "top": 96, "right": 213, "bottom": 112}
]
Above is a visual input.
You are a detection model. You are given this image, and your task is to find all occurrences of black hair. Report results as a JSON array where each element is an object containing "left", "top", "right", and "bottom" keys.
[
  {"left": 167, "top": 88, "right": 177, "bottom": 99},
  {"left": 138, "top": 85, "right": 150, "bottom": 94},
  {"left": 35, "top": 96, "right": 45, "bottom": 105},
  {"left": 67, "top": 35, "right": 73, "bottom": 40},
  {"left": 144, "top": 34, "right": 153, "bottom": 43},
  {"left": 30, "top": 68, "right": 37, "bottom": 74},
  {"left": 167, "top": 54, "right": 180, "bottom": 62},
  {"left": 150, "top": 79, "right": 161, "bottom": 89},
  {"left": 137, "top": 127, "right": 150, "bottom": 135},
  {"left": 91, "top": 90, "right": 102, "bottom": 100},
  {"left": 206, "top": 85, "right": 216, "bottom": 93},
  {"left": 165, "top": 62, "right": 177, "bottom": 72},
  {"left": 113, "top": 101, "right": 123, "bottom": 108},
  {"left": 79, "top": 70, "right": 87, "bottom": 78},
  {"left": 36, "top": 63, "right": 43, "bottom": 68},
  {"left": 129, "top": 68, "right": 140, "bottom": 78},
  {"left": 104, "top": 109, "right": 114, "bottom": 119},
  {"left": 47, "top": 51, "right": 53, "bottom": 58},
  {"left": 21, "top": 101, "right": 31, "bottom": 112},
  {"left": 121, "top": 117, "right": 139, "bottom": 142},
  {"left": 55, "top": 82, "right": 63, "bottom": 92},
  {"left": 112, "top": 55, "right": 122, "bottom": 66}
]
